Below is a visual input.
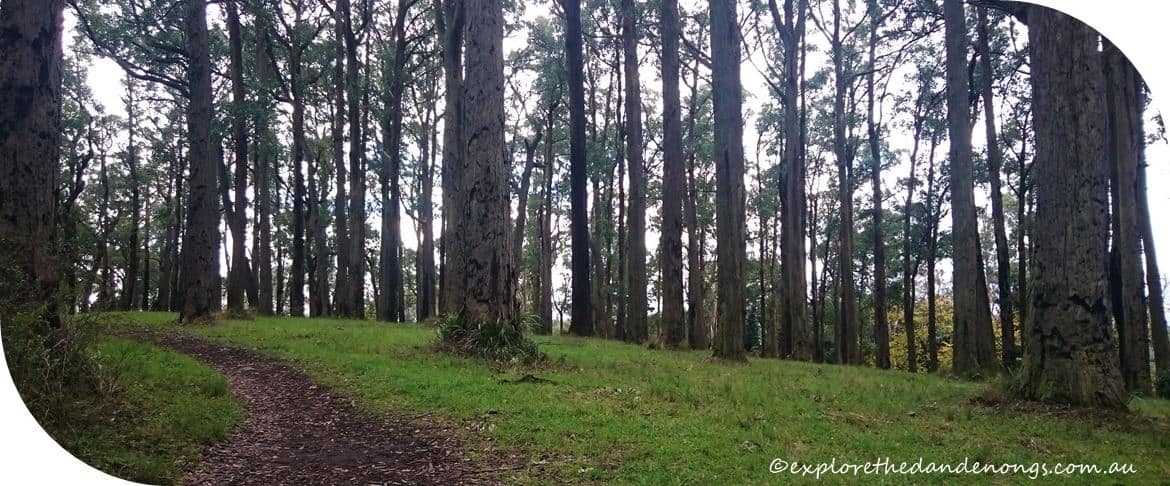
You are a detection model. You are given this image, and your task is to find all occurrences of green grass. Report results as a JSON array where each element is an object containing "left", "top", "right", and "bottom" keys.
[
  {"left": 45, "top": 335, "right": 244, "bottom": 484},
  {"left": 118, "top": 312, "right": 1170, "bottom": 484}
]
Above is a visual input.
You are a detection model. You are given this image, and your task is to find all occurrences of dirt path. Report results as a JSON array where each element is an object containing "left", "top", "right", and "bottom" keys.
[{"left": 154, "top": 333, "right": 517, "bottom": 485}]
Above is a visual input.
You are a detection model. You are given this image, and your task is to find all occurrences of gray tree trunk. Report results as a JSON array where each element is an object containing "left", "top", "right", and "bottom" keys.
[
  {"left": 710, "top": 0, "right": 747, "bottom": 361},
  {"left": 1015, "top": 5, "right": 1127, "bottom": 409},
  {"left": 944, "top": 0, "right": 996, "bottom": 375}
]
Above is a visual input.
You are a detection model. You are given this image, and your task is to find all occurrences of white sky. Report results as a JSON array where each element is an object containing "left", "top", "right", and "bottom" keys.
[{"left": 66, "top": 1, "right": 1170, "bottom": 315}]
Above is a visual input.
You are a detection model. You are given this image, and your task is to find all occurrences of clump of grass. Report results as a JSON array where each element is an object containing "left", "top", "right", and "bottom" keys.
[{"left": 436, "top": 313, "right": 546, "bottom": 365}]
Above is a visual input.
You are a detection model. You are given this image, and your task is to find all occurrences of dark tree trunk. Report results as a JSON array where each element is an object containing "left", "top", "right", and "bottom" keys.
[
  {"left": 341, "top": 0, "right": 366, "bottom": 318},
  {"left": 925, "top": 136, "right": 940, "bottom": 373},
  {"left": 1104, "top": 40, "right": 1151, "bottom": 394},
  {"left": 944, "top": 0, "right": 996, "bottom": 375},
  {"left": 379, "top": 0, "right": 411, "bottom": 323},
  {"left": 901, "top": 105, "right": 923, "bottom": 373},
  {"left": 0, "top": 0, "right": 65, "bottom": 321},
  {"left": 254, "top": 18, "right": 275, "bottom": 316},
  {"left": 865, "top": 4, "right": 888, "bottom": 369},
  {"left": 565, "top": 0, "right": 593, "bottom": 336},
  {"left": 539, "top": 112, "right": 555, "bottom": 334},
  {"left": 178, "top": 0, "right": 218, "bottom": 322},
  {"left": 710, "top": 0, "right": 747, "bottom": 361},
  {"left": 330, "top": 4, "right": 352, "bottom": 317},
  {"left": 459, "top": 0, "right": 511, "bottom": 322},
  {"left": 976, "top": 6, "right": 1016, "bottom": 370},
  {"left": 437, "top": 0, "right": 465, "bottom": 314},
  {"left": 656, "top": 0, "right": 684, "bottom": 348},
  {"left": 767, "top": 0, "right": 809, "bottom": 360},
  {"left": 612, "top": 0, "right": 646, "bottom": 344},
  {"left": 418, "top": 99, "right": 437, "bottom": 322},
  {"left": 684, "top": 61, "right": 707, "bottom": 350},
  {"left": 830, "top": 0, "right": 858, "bottom": 365},
  {"left": 1138, "top": 149, "right": 1170, "bottom": 380},
  {"left": 120, "top": 81, "right": 142, "bottom": 311},
  {"left": 225, "top": 0, "right": 251, "bottom": 314},
  {"left": 511, "top": 133, "right": 542, "bottom": 310},
  {"left": 1015, "top": 5, "right": 1126, "bottom": 409}
]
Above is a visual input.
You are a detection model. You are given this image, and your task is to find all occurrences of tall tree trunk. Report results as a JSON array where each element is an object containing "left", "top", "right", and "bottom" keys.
[
  {"left": 611, "top": 0, "right": 646, "bottom": 344},
  {"left": 976, "top": 6, "right": 1016, "bottom": 370},
  {"left": 710, "top": 0, "right": 747, "bottom": 361},
  {"left": 340, "top": 0, "right": 366, "bottom": 318},
  {"left": 1104, "top": 40, "right": 1151, "bottom": 394},
  {"left": 0, "top": 0, "right": 64, "bottom": 321},
  {"left": 654, "top": 0, "right": 684, "bottom": 348},
  {"left": 224, "top": 0, "right": 251, "bottom": 314},
  {"left": 459, "top": 0, "right": 511, "bottom": 322},
  {"left": 289, "top": 70, "right": 308, "bottom": 318},
  {"left": 944, "top": 0, "right": 996, "bottom": 375},
  {"left": 1137, "top": 149, "right": 1170, "bottom": 382},
  {"left": 511, "top": 133, "right": 542, "bottom": 309},
  {"left": 925, "top": 136, "right": 940, "bottom": 373},
  {"left": 768, "top": 0, "right": 809, "bottom": 360},
  {"left": 141, "top": 195, "right": 151, "bottom": 310},
  {"left": 865, "top": 3, "right": 888, "bottom": 369},
  {"left": 1015, "top": 5, "right": 1126, "bottom": 409},
  {"left": 565, "top": 0, "right": 593, "bottom": 336},
  {"left": 178, "top": 0, "right": 218, "bottom": 322},
  {"left": 312, "top": 151, "right": 333, "bottom": 317},
  {"left": 330, "top": 6, "right": 352, "bottom": 317},
  {"left": 418, "top": 99, "right": 437, "bottom": 322},
  {"left": 830, "top": 0, "right": 858, "bottom": 365},
  {"left": 901, "top": 108, "right": 923, "bottom": 373},
  {"left": 438, "top": 0, "right": 465, "bottom": 314},
  {"left": 254, "top": 18, "right": 275, "bottom": 316},
  {"left": 539, "top": 114, "right": 555, "bottom": 334},
  {"left": 684, "top": 63, "right": 707, "bottom": 350},
  {"left": 120, "top": 80, "right": 142, "bottom": 311},
  {"left": 379, "top": 0, "right": 410, "bottom": 322}
]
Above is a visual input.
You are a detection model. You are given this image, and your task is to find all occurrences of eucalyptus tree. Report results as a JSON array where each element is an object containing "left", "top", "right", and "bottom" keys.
[
  {"left": 1015, "top": 4, "right": 1126, "bottom": 408},
  {"left": 0, "top": 0, "right": 67, "bottom": 322}
]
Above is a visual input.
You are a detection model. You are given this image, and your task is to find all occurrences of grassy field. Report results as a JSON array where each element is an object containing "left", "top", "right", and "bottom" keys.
[
  {"left": 46, "top": 335, "right": 243, "bottom": 484},
  {"left": 116, "top": 312, "right": 1169, "bottom": 484}
]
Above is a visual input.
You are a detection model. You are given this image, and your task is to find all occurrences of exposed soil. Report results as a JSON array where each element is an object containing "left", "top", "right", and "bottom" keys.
[{"left": 153, "top": 333, "right": 522, "bottom": 485}]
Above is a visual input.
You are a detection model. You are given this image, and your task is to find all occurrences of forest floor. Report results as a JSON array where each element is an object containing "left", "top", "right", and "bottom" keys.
[{"left": 88, "top": 312, "right": 1170, "bottom": 484}]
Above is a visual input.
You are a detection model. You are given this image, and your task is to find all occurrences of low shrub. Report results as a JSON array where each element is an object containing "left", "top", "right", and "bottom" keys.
[
  {"left": 1156, "top": 369, "right": 1170, "bottom": 399},
  {"left": 1, "top": 310, "right": 110, "bottom": 426},
  {"left": 436, "top": 313, "right": 546, "bottom": 365}
]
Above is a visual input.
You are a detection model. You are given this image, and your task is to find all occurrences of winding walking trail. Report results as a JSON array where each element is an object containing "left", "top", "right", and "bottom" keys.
[{"left": 154, "top": 333, "right": 520, "bottom": 485}]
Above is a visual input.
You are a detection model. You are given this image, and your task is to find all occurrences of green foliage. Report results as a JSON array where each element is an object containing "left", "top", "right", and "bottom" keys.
[
  {"left": 2, "top": 311, "right": 107, "bottom": 425},
  {"left": 436, "top": 313, "right": 546, "bottom": 365}
]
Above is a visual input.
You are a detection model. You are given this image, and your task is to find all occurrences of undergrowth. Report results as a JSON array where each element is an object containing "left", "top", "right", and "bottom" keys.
[{"left": 436, "top": 313, "right": 546, "bottom": 365}]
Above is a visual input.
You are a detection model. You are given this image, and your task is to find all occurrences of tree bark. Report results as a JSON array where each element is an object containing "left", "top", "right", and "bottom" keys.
[
  {"left": 330, "top": 3, "right": 352, "bottom": 317},
  {"left": 121, "top": 81, "right": 142, "bottom": 311},
  {"left": 511, "top": 133, "right": 542, "bottom": 310},
  {"left": 944, "top": 0, "right": 997, "bottom": 375},
  {"left": 379, "top": 0, "right": 411, "bottom": 322},
  {"left": 0, "top": 0, "right": 65, "bottom": 321},
  {"left": 1137, "top": 150, "right": 1170, "bottom": 381},
  {"left": 830, "top": 0, "right": 858, "bottom": 365},
  {"left": 1016, "top": 5, "right": 1127, "bottom": 409},
  {"left": 438, "top": 0, "right": 465, "bottom": 314},
  {"left": 652, "top": 0, "right": 685, "bottom": 347},
  {"left": 1104, "top": 40, "right": 1151, "bottom": 394},
  {"left": 710, "top": 0, "right": 747, "bottom": 361},
  {"left": 178, "top": 0, "right": 218, "bottom": 322},
  {"left": 341, "top": 0, "right": 366, "bottom": 318},
  {"left": 539, "top": 110, "right": 556, "bottom": 334},
  {"left": 976, "top": 6, "right": 1016, "bottom": 370},
  {"left": 865, "top": 3, "right": 888, "bottom": 369},
  {"left": 224, "top": 0, "right": 251, "bottom": 314},
  {"left": 458, "top": 0, "right": 511, "bottom": 322},
  {"left": 565, "top": 0, "right": 593, "bottom": 336}
]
